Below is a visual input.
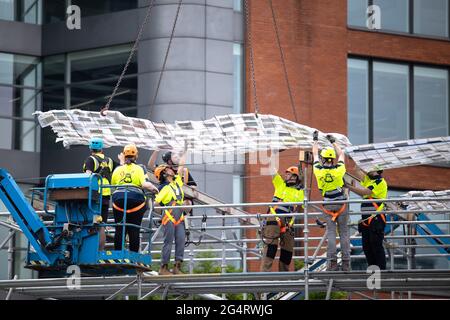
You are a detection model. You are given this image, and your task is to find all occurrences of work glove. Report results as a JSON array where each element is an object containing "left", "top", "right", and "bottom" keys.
[
  {"left": 326, "top": 134, "right": 336, "bottom": 144},
  {"left": 313, "top": 130, "right": 319, "bottom": 141}
]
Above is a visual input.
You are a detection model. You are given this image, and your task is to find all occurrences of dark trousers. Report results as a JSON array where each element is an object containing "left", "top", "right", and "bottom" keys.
[
  {"left": 112, "top": 189, "right": 147, "bottom": 252},
  {"left": 360, "top": 216, "right": 386, "bottom": 270}
]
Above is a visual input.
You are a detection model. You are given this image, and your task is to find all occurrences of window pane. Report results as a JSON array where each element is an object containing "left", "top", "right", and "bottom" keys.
[
  {"left": 347, "top": 58, "right": 369, "bottom": 145},
  {"left": 14, "top": 88, "right": 41, "bottom": 118},
  {"left": 0, "top": 0, "right": 42, "bottom": 24},
  {"left": 373, "top": 0, "right": 409, "bottom": 32},
  {"left": 414, "top": 0, "right": 449, "bottom": 37},
  {"left": 71, "top": 0, "right": 137, "bottom": 17},
  {"left": 414, "top": 67, "right": 448, "bottom": 138},
  {"left": 0, "top": 85, "right": 13, "bottom": 150},
  {"left": 0, "top": 86, "right": 14, "bottom": 118},
  {"left": 348, "top": 0, "right": 369, "bottom": 27},
  {"left": 69, "top": 45, "right": 136, "bottom": 83},
  {"left": 0, "top": 0, "right": 14, "bottom": 21},
  {"left": 373, "top": 62, "right": 409, "bottom": 142},
  {"left": 233, "top": 0, "right": 242, "bottom": 12},
  {"left": 69, "top": 77, "right": 137, "bottom": 116},
  {"left": 44, "top": 55, "right": 65, "bottom": 87},
  {"left": 233, "top": 43, "right": 243, "bottom": 114},
  {"left": 43, "top": 55, "right": 66, "bottom": 110}
]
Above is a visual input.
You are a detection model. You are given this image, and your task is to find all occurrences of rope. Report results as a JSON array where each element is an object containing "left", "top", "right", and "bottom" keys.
[
  {"left": 148, "top": 0, "right": 184, "bottom": 120},
  {"left": 101, "top": 1, "right": 157, "bottom": 115},
  {"left": 185, "top": 213, "right": 207, "bottom": 247},
  {"left": 244, "top": 0, "right": 260, "bottom": 115},
  {"left": 267, "top": 0, "right": 299, "bottom": 123}
]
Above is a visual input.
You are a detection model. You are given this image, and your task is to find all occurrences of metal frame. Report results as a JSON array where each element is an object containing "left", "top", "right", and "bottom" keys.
[
  {"left": 349, "top": 54, "right": 450, "bottom": 141},
  {"left": 0, "top": 195, "right": 449, "bottom": 300}
]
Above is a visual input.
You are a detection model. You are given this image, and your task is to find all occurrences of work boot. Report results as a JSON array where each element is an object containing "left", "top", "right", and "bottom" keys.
[
  {"left": 342, "top": 260, "right": 351, "bottom": 272},
  {"left": 158, "top": 264, "right": 172, "bottom": 276},
  {"left": 327, "top": 259, "right": 339, "bottom": 271},
  {"left": 260, "top": 257, "right": 274, "bottom": 272},
  {"left": 173, "top": 261, "right": 185, "bottom": 275}
]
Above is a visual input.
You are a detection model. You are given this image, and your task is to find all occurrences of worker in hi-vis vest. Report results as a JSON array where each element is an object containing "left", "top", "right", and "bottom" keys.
[
  {"left": 261, "top": 151, "right": 304, "bottom": 272},
  {"left": 154, "top": 152, "right": 189, "bottom": 275},
  {"left": 312, "top": 131, "right": 351, "bottom": 271},
  {"left": 83, "top": 137, "right": 124, "bottom": 250},
  {"left": 346, "top": 166, "right": 388, "bottom": 269},
  {"left": 111, "top": 144, "right": 158, "bottom": 253}
]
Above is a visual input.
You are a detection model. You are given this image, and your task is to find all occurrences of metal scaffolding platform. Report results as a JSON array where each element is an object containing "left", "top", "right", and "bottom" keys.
[{"left": 1, "top": 181, "right": 450, "bottom": 300}]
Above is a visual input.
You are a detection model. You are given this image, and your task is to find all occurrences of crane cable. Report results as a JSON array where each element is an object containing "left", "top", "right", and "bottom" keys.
[
  {"left": 244, "top": 0, "right": 260, "bottom": 116},
  {"left": 101, "top": 0, "right": 157, "bottom": 115},
  {"left": 267, "top": 0, "right": 299, "bottom": 123}
]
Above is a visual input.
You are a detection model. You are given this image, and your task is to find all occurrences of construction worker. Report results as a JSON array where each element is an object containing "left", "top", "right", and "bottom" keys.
[
  {"left": 261, "top": 153, "right": 304, "bottom": 272},
  {"left": 83, "top": 137, "right": 123, "bottom": 250},
  {"left": 346, "top": 166, "right": 388, "bottom": 269},
  {"left": 312, "top": 131, "right": 351, "bottom": 271},
  {"left": 148, "top": 151, "right": 197, "bottom": 187},
  {"left": 111, "top": 144, "right": 158, "bottom": 252},
  {"left": 154, "top": 153, "right": 188, "bottom": 275}
]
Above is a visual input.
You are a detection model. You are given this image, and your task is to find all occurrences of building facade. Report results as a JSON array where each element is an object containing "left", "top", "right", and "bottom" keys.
[
  {"left": 245, "top": 0, "right": 450, "bottom": 271},
  {"left": 0, "top": 0, "right": 244, "bottom": 279},
  {"left": 0, "top": 0, "right": 449, "bottom": 280}
]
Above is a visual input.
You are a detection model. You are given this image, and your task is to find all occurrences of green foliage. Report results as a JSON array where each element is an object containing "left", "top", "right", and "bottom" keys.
[
  {"left": 294, "top": 259, "right": 305, "bottom": 271},
  {"left": 305, "top": 291, "right": 348, "bottom": 300}
]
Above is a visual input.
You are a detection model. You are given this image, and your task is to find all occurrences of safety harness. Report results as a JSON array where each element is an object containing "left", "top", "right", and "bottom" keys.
[
  {"left": 321, "top": 189, "right": 347, "bottom": 222},
  {"left": 269, "top": 205, "right": 295, "bottom": 234},
  {"left": 360, "top": 197, "right": 386, "bottom": 227},
  {"left": 161, "top": 184, "right": 185, "bottom": 226}
]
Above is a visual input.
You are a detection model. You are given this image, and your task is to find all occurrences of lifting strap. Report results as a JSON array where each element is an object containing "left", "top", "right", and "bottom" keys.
[
  {"left": 113, "top": 201, "right": 146, "bottom": 214},
  {"left": 102, "top": 0, "right": 157, "bottom": 114},
  {"left": 244, "top": 0, "right": 260, "bottom": 115},
  {"left": 267, "top": 0, "right": 298, "bottom": 122},
  {"left": 269, "top": 205, "right": 295, "bottom": 234},
  {"left": 148, "top": 0, "right": 183, "bottom": 120},
  {"left": 322, "top": 203, "right": 347, "bottom": 222},
  {"left": 185, "top": 214, "right": 207, "bottom": 247},
  {"left": 162, "top": 201, "right": 185, "bottom": 226},
  {"left": 361, "top": 197, "right": 386, "bottom": 227}
]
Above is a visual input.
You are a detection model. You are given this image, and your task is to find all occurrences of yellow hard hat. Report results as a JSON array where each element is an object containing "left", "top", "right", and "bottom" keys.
[
  {"left": 320, "top": 147, "right": 336, "bottom": 159},
  {"left": 286, "top": 166, "right": 300, "bottom": 176},
  {"left": 123, "top": 144, "right": 138, "bottom": 158},
  {"left": 154, "top": 164, "right": 169, "bottom": 182}
]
